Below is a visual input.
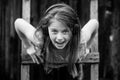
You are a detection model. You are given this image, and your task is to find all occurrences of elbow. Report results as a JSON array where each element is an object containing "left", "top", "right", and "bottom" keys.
[
  {"left": 14, "top": 18, "right": 22, "bottom": 26},
  {"left": 14, "top": 18, "right": 23, "bottom": 30},
  {"left": 90, "top": 19, "right": 99, "bottom": 29}
]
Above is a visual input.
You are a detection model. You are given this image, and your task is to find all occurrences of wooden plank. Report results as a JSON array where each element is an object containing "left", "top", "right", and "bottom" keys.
[
  {"left": 22, "top": 0, "right": 31, "bottom": 22},
  {"left": 90, "top": 0, "right": 98, "bottom": 20},
  {"left": 91, "top": 64, "right": 99, "bottom": 80},
  {"left": 111, "top": 1, "right": 120, "bottom": 80},
  {"left": 90, "top": 0, "right": 99, "bottom": 80},
  {"left": 80, "top": 52, "right": 99, "bottom": 63},
  {"left": 21, "top": 52, "right": 99, "bottom": 64},
  {"left": 21, "top": 0, "right": 31, "bottom": 80},
  {"left": 21, "top": 66, "right": 30, "bottom": 80}
]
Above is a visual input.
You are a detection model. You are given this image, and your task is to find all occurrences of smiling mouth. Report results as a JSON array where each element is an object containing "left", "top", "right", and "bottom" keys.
[
  {"left": 55, "top": 42, "right": 65, "bottom": 47},
  {"left": 55, "top": 42, "right": 65, "bottom": 45}
]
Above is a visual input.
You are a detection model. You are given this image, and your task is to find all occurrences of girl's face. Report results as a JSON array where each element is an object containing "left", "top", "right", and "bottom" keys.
[{"left": 48, "top": 19, "right": 72, "bottom": 49}]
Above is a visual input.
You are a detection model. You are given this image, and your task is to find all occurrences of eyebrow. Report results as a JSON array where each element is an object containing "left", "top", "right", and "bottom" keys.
[
  {"left": 51, "top": 29, "right": 58, "bottom": 31},
  {"left": 63, "top": 29, "right": 69, "bottom": 32}
]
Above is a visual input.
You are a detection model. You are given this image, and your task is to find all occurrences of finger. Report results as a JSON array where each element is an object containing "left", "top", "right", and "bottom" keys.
[
  {"left": 31, "top": 54, "right": 39, "bottom": 64},
  {"left": 30, "top": 54, "right": 36, "bottom": 63},
  {"left": 34, "top": 55, "right": 39, "bottom": 64}
]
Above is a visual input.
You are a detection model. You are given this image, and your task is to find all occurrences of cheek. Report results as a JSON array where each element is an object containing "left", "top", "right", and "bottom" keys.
[
  {"left": 65, "top": 34, "right": 72, "bottom": 41},
  {"left": 49, "top": 32, "right": 55, "bottom": 41}
]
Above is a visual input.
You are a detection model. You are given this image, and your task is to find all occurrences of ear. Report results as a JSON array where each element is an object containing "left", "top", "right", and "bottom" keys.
[
  {"left": 42, "top": 26, "right": 49, "bottom": 36},
  {"left": 38, "top": 18, "right": 49, "bottom": 36},
  {"left": 73, "top": 24, "right": 80, "bottom": 35}
]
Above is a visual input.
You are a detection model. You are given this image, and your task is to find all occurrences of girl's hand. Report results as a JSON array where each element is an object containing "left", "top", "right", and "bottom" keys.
[
  {"left": 26, "top": 43, "right": 41, "bottom": 64},
  {"left": 26, "top": 33, "right": 43, "bottom": 64}
]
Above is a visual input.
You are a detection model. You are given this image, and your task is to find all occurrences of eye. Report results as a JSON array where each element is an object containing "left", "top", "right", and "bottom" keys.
[
  {"left": 62, "top": 29, "right": 69, "bottom": 34},
  {"left": 51, "top": 29, "right": 58, "bottom": 34}
]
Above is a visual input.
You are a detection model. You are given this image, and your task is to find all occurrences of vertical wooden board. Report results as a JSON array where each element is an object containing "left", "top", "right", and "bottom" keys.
[
  {"left": 90, "top": 0, "right": 99, "bottom": 80},
  {"left": 22, "top": 0, "right": 31, "bottom": 22},
  {"left": 31, "top": 0, "right": 39, "bottom": 27},
  {"left": 111, "top": 1, "right": 120, "bottom": 80},
  {"left": 90, "top": 0, "right": 98, "bottom": 19},
  {"left": 90, "top": 0, "right": 98, "bottom": 52},
  {"left": 91, "top": 64, "right": 99, "bottom": 80},
  {"left": 21, "top": 0, "right": 31, "bottom": 80},
  {"left": 80, "top": 0, "right": 90, "bottom": 26},
  {"left": 21, "top": 66, "right": 30, "bottom": 80}
]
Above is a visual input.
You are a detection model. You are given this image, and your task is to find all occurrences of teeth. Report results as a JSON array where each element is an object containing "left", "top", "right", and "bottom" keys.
[
  {"left": 57, "top": 43, "right": 63, "bottom": 45},
  {"left": 56, "top": 42, "right": 64, "bottom": 44},
  {"left": 56, "top": 43, "right": 63, "bottom": 46}
]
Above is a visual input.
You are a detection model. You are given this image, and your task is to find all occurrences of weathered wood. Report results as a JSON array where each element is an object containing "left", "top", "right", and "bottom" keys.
[
  {"left": 91, "top": 64, "right": 99, "bottom": 80},
  {"left": 80, "top": 52, "right": 99, "bottom": 63},
  {"left": 111, "top": 1, "right": 120, "bottom": 80},
  {"left": 21, "top": 66, "right": 30, "bottom": 80},
  {"left": 22, "top": 0, "right": 31, "bottom": 22},
  {"left": 90, "top": 0, "right": 98, "bottom": 20},
  {"left": 21, "top": 51, "right": 99, "bottom": 64},
  {"left": 21, "top": 0, "right": 31, "bottom": 80},
  {"left": 90, "top": 0, "right": 99, "bottom": 80}
]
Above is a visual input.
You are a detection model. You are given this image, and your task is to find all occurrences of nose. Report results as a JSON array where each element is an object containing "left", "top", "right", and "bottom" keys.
[{"left": 56, "top": 33, "right": 64, "bottom": 43}]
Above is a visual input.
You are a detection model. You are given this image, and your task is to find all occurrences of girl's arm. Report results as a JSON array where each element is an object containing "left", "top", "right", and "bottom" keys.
[
  {"left": 14, "top": 18, "right": 37, "bottom": 46},
  {"left": 80, "top": 19, "right": 99, "bottom": 47},
  {"left": 14, "top": 18, "right": 41, "bottom": 63}
]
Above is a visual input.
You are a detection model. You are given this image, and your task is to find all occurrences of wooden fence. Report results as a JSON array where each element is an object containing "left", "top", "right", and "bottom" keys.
[{"left": 21, "top": 0, "right": 99, "bottom": 80}]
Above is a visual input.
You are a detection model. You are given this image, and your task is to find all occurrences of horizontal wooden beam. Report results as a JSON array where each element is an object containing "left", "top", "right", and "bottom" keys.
[
  {"left": 21, "top": 52, "right": 99, "bottom": 64},
  {"left": 80, "top": 52, "right": 99, "bottom": 63}
]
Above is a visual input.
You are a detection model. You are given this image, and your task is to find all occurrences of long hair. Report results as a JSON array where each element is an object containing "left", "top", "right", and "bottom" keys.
[{"left": 35, "top": 3, "right": 81, "bottom": 76}]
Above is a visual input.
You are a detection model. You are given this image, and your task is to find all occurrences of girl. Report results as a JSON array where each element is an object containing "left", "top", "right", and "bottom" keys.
[{"left": 14, "top": 3, "right": 98, "bottom": 80}]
